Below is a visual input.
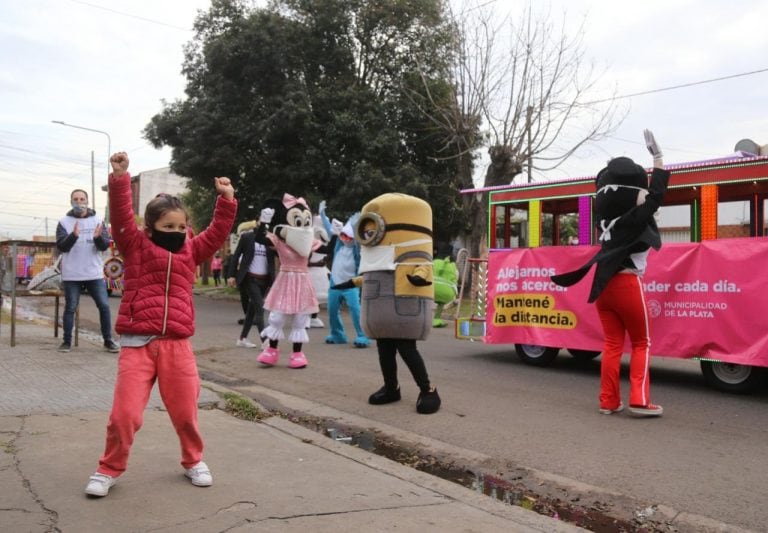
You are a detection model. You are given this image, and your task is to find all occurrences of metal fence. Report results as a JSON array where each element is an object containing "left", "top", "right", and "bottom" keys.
[{"left": 0, "top": 240, "right": 77, "bottom": 346}]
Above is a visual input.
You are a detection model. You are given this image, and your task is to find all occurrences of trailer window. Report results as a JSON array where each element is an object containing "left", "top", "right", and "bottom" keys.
[
  {"left": 764, "top": 198, "right": 768, "bottom": 236},
  {"left": 718, "top": 200, "right": 751, "bottom": 238},
  {"left": 494, "top": 206, "right": 528, "bottom": 248},
  {"left": 541, "top": 213, "right": 554, "bottom": 246},
  {"left": 657, "top": 205, "right": 692, "bottom": 243},
  {"left": 558, "top": 213, "right": 579, "bottom": 245}
]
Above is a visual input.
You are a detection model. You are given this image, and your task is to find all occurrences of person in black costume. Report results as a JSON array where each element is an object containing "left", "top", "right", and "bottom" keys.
[{"left": 551, "top": 130, "right": 670, "bottom": 418}]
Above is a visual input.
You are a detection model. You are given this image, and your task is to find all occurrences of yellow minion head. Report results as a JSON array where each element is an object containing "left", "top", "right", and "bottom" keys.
[
  {"left": 357, "top": 193, "right": 433, "bottom": 298},
  {"left": 357, "top": 193, "right": 432, "bottom": 246}
]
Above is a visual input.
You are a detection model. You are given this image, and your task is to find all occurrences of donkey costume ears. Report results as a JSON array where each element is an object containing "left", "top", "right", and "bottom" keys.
[
  {"left": 331, "top": 218, "right": 344, "bottom": 236},
  {"left": 341, "top": 212, "right": 360, "bottom": 238}
]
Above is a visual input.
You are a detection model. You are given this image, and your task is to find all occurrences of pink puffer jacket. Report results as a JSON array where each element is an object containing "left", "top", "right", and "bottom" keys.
[{"left": 108, "top": 172, "right": 237, "bottom": 338}]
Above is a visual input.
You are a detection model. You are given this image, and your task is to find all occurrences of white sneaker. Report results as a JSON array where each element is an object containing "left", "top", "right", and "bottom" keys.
[
  {"left": 85, "top": 472, "right": 116, "bottom": 497},
  {"left": 185, "top": 461, "right": 213, "bottom": 487},
  {"left": 310, "top": 317, "right": 324, "bottom": 328},
  {"left": 598, "top": 403, "right": 625, "bottom": 415},
  {"left": 236, "top": 338, "right": 257, "bottom": 348}
]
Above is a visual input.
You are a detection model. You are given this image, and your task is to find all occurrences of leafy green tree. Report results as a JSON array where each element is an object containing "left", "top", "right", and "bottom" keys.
[{"left": 145, "top": 0, "right": 462, "bottom": 243}]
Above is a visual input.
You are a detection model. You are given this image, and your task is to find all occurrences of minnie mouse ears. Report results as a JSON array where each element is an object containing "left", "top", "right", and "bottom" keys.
[{"left": 262, "top": 198, "right": 283, "bottom": 211}]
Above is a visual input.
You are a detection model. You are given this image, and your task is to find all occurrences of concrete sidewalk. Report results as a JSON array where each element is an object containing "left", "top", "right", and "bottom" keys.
[{"left": 0, "top": 318, "right": 584, "bottom": 532}]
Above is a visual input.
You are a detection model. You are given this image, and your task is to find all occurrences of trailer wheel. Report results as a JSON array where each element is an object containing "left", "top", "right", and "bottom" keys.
[
  {"left": 567, "top": 349, "right": 601, "bottom": 362},
  {"left": 515, "top": 344, "right": 560, "bottom": 367},
  {"left": 700, "top": 361, "right": 765, "bottom": 394}
]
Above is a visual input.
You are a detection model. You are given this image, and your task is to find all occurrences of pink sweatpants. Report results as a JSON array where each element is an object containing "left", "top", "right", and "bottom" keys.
[
  {"left": 96, "top": 338, "right": 203, "bottom": 477},
  {"left": 595, "top": 273, "right": 652, "bottom": 410}
]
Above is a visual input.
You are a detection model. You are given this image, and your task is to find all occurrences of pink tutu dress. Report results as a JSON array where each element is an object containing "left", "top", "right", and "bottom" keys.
[{"left": 263, "top": 234, "right": 319, "bottom": 315}]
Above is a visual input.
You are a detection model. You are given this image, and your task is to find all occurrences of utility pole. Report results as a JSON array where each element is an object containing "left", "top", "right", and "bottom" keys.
[
  {"left": 91, "top": 150, "right": 95, "bottom": 212},
  {"left": 52, "top": 121, "right": 111, "bottom": 214}
]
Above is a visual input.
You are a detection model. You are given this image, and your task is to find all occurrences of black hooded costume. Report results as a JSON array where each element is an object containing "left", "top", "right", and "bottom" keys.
[{"left": 550, "top": 156, "right": 671, "bottom": 301}]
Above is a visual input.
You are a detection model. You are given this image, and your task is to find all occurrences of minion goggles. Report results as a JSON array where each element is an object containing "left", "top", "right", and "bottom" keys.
[{"left": 355, "top": 212, "right": 432, "bottom": 247}]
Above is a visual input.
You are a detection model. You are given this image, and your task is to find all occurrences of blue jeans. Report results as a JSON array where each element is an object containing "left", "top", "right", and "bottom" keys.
[{"left": 62, "top": 279, "right": 113, "bottom": 345}]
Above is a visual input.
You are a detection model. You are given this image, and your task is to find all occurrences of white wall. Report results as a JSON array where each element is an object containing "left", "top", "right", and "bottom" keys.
[{"left": 137, "top": 167, "right": 190, "bottom": 218}]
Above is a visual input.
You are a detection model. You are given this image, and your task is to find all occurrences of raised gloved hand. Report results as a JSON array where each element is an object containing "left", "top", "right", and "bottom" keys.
[
  {"left": 319, "top": 200, "right": 327, "bottom": 214},
  {"left": 644, "top": 129, "right": 663, "bottom": 161},
  {"left": 260, "top": 207, "right": 275, "bottom": 224}
]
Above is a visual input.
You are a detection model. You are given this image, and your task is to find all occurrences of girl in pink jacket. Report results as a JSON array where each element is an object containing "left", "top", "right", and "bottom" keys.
[{"left": 84, "top": 152, "right": 237, "bottom": 497}]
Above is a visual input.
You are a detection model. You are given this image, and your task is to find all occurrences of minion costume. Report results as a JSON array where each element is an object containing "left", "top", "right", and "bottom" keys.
[
  {"left": 551, "top": 130, "right": 670, "bottom": 417},
  {"left": 352, "top": 193, "right": 441, "bottom": 414}
]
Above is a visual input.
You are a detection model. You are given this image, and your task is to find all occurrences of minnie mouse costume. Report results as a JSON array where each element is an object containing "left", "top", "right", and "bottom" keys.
[{"left": 254, "top": 193, "right": 321, "bottom": 369}]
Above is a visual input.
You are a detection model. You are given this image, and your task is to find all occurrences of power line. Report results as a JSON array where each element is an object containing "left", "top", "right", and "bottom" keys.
[
  {"left": 0, "top": 199, "right": 67, "bottom": 208},
  {"left": 0, "top": 143, "right": 95, "bottom": 166},
  {"left": 585, "top": 67, "right": 768, "bottom": 105},
  {"left": 607, "top": 136, "right": 715, "bottom": 156},
  {"left": 0, "top": 212, "right": 48, "bottom": 220},
  {"left": 67, "top": 0, "right": 192, "bottom": 31}
]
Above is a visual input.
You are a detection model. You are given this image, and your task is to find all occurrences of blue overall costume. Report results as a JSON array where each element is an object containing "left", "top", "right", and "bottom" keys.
[{"left": 320, "top": 208, "right": 370, "bottom": 348}]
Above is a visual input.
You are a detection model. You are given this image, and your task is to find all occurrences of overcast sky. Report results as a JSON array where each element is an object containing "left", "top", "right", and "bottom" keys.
[{"left": 1, "top": 0, "right": 766, "bottom": 239}]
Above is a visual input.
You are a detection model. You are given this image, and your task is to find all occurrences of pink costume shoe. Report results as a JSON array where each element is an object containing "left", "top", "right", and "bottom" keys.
[
  {"left": 257, "top": 347, "right": 280, "bottom": 366},
  {"left": 288, "top": 352, "right": 308, "bottom": 369}
]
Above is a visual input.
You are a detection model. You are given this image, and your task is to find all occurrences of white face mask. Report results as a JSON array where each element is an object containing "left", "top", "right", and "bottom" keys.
[
  {"left": 358, "top": 238, "right": 432, "bottom": 274},
  {"left": 71, "top": 201, "right": 87, "bottom": 215},
  {"left": 276, "top": 225, "right": 314, "bottom": 257}
]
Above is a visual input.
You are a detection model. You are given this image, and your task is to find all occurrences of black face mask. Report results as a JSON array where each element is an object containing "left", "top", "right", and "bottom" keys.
[{"left": 151, "top": 230, "right": 186, "bottom": 253}]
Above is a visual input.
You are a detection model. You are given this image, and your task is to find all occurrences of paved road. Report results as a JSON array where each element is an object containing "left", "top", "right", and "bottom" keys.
[
  {"left": 28, "top": 289, "right": 768, "bottom": 532},
  {"left": 1, "top": 321, "right": 581, "bottom": 533}
]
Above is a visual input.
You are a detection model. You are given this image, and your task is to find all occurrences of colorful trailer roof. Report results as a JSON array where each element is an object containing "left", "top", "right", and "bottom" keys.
[{"left": 460, "top": 153, "right": 768, "bottom": 200}]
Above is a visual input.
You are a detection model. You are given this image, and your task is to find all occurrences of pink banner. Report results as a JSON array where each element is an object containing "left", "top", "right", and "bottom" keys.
[{"left": 486, "top": 238, "right": 768, "bottom": 366}]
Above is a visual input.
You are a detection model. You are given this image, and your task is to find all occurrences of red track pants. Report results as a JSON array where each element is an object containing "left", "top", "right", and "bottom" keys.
[
  {"left": 96, "top": 338, "right": 203, "bottom": 477},
  {"left": 595, "top": 273, "right": 652, "bottom": 409}
]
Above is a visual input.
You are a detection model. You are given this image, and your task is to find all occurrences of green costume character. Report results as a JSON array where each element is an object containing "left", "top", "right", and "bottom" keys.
[{"left": 432, "top": 257, "right": 458, "bottom": 327}]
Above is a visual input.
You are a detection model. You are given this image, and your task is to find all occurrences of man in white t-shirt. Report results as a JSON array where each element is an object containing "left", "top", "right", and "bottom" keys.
[
  {"left": 55, "top": 189, "right": 119, "bottom": 353},
  {"left": 227, "top": 222, "right": 276, "bottom": 348}
]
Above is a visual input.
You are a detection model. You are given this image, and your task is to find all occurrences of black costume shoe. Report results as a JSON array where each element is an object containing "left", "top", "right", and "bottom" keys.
[
  {"left": 416, "top": 387, "right": 441, "bottom": 414},
  {"left": 368, "top": 386, "right": 401, "bottom": 405}
]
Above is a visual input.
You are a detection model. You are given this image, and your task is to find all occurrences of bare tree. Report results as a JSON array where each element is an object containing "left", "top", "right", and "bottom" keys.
[
  {"left": 481, "top": 5, "right": 622, "bottom": 186},
  {"left": 414, "top": 2, "right": 624, "bottom": 259}
]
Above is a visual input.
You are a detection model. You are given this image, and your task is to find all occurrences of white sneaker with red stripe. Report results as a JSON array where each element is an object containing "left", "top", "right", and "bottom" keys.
[{"left": 628, "top": 404, "right": 663, "bottom": 417}]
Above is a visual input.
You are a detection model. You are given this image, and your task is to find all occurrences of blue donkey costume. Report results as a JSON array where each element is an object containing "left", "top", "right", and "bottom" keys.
[{"left": 319, "top": 202, "right": 370, "bottom": 348}]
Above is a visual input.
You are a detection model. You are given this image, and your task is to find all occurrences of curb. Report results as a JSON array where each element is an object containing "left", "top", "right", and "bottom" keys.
[{"left": 201, "top": 378, "right": 755, "bottom": 533}]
